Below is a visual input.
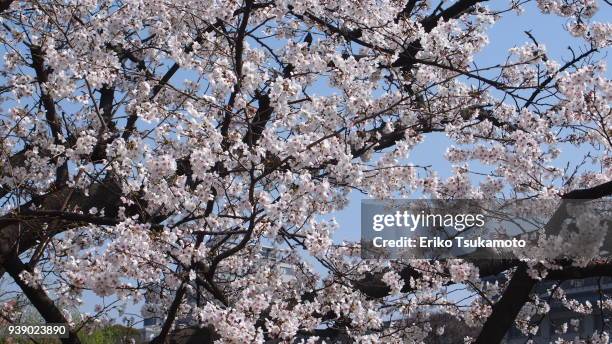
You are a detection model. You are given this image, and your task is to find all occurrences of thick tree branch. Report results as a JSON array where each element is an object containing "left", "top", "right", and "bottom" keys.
[
  {"left": 474, "top": 264, "right": 536, "bottom": 344},
  {"left": 562, "top": 180, "right": 612, "bottom": 199},
  {"left": 0, "top": 0, "right": 13, "bottom": 13},
  {"left": 243, "top": 91, "right": 273, "bottom": 146},
  {"left": 150, "top": 283, "right": 188, "bottom": 344},
  {"left": 422, "top": 0, "right": 489, "bottom": 32}
]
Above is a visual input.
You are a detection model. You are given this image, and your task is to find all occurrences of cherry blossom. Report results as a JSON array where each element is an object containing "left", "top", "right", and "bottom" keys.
[{"left": 0, "top": 0, "right": 609, "bottom": 343}]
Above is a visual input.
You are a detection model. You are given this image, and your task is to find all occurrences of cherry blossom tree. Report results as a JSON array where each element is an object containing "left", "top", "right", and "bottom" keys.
[{"left": 0, "top": 0, "right": 610, "bottom": 343}]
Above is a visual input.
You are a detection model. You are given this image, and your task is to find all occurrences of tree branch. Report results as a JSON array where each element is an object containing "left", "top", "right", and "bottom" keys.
[
  {"left": 0, "top": 0, "right": 13, "bottom": 13},
  {"left": 4, "top": 255, "right": 82, "bottom": 344},
  {"left": 474, "top": 264, "right": 536, "bottom": 344},
  {"left": 30, "top": 45, "right": 68, "bottom": 186}
]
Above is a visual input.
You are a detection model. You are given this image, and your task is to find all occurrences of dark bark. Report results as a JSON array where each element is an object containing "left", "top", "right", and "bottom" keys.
[
  {"left": 243, "top": 92, "right": 273, "bottom": 146},
  {"left": 150, "top": 284, "right": 188, "bottom": 344},
  {"left": 562, "top": 180, "right": 612, "bottom": 200},
  {"left": 422, "top": 0, "right": 489, "bottom": 31},
  {"left": 474, "top": 264, "right": 536, "bottom": 344},
  {"left": 0, "top": 0, "right": 13, "bottom": 13}
]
